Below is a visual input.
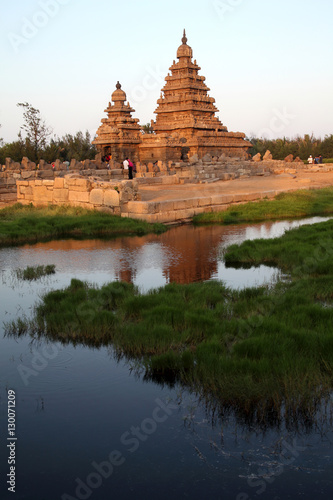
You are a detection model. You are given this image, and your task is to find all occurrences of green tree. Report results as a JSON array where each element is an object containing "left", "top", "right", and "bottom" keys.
[
  {"left": 59, "top": 131, "right": 97, "bottom": 161},
  {"left": 141, "top": 122, "right": 154, "bottom": 134},
  {"left": 17, "top": 102, "right": 52, "bottom": 162},
  {"left": 0, "top": 132, "right": 26, "bottom": 165}
]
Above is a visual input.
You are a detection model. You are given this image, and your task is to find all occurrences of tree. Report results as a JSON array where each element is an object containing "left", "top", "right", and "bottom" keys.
[
  {"left": 141, "top": 122, "right": 154, "bottom": 134},
  {"left": 0, "top": 133, "right": 26, "bottom": 165},
  {"left": 59, "top": 131, "right": 97, "bottom": 161},
  {"left": 17, "top": 102, "right": 52, "bottom": 161}
]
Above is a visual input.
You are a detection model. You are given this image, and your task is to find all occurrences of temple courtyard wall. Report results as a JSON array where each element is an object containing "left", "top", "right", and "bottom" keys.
[{"left": 2, "top": 156, "right": 333, "bottom": 223}]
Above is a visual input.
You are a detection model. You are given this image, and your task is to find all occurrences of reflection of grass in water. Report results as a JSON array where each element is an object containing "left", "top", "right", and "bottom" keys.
[
  {"left": 193, "top": 187, "right": 333, "bottom": 224},
  {"left": 15, "top": 264, "right": 56, "bottom": 281},
  {"left": 5, "top": 277, "right": 333, "bottom": 421},
  {"left": 0, "top": 203, "right": 166, "bottom": 247}
]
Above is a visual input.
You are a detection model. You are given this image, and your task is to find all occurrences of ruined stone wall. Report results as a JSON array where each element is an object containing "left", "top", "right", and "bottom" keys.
[
  {"left": 16, "top": 175, "right": 140, "bottom": 213},
  {"left": 3, "top": 155, "right": 333, "bottom": 207}
]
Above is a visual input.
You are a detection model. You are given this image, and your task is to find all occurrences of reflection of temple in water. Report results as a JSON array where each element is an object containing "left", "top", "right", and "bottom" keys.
[{"left": 18, "top": 221, "right": 280, "bottom": 287}]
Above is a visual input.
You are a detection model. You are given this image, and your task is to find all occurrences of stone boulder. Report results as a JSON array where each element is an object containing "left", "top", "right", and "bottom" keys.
[
  {"left": 263, "top": 150, "right": 273, "bottom": 160},
  {"left": 252, "top": 153, "right": 261, "bottom": 162},
  {"left": 70, "top": 159, "right": 83, "bottom": 170},
  {"left": 21, "top": 157, "right": 36, "bottom": 170},
  {"left": 202, "top": 154, "right": 212, "bottom": 162},
  {"left": 5, "top": 158, "right": 21, "bottom": 170},
  {"left": 189, "top": 154, "right": 199, "bottom": 164},
  {"left": 38, "top": 159, "right": 53, "bottom": 170},
  {"left": 294, "top": 157, "right": 303, "bottom": 163},
  {"left": 284, "top": 154, "right": 294, "bottom": 162}
]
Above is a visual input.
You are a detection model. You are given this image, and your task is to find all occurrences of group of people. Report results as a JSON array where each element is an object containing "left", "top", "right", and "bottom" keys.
[
  {"left": 101, "top": 154, "right": 136, "bottom": 178},
  {"left": 123, "top": 158, "right": 135, "bottom": 179},
  {"left": 308, "top": 154, "right": 323, "bottom": 164}
]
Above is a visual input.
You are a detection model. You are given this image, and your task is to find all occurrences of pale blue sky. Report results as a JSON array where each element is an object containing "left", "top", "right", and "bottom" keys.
[{"left": 1, "top": 0, "right": 332, "bottom": 143}]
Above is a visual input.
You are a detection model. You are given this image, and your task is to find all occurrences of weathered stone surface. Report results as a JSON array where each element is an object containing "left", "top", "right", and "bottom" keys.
[
  {"left": 21, "top": 157, "right": 36, "bottom": 170},
  {"left": 89, "top": 189, "right": 104, "bottom": 205},
  {"left": 284, "top": 154, "right": 294, "bottom": 162},
  {"left": 54, "top": 177, "right": 64, "bottom": 189},
  {"left": 33, "top": 186, "right": 53, "bottom": 202},
  {"left": 263, "top": 150, "right": 273, "bottom": 160},
  {"left": 69, "top": 190, "right": 90, "bottom": 203},
  {"left": 53, "top": 189, "right": 69, "bottom": 202},
  {"left": 104, "top": 189, "right": 120, "bottom": 207},
  {"left": 252, "top": 153, "right": 261, "bottom": 162}
]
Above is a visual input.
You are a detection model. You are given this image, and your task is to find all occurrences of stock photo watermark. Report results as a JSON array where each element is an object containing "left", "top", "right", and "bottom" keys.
[
  {"left": 128, "top": 65, "right": 165, "bottom": 107},
  {"left": 8, "top": 0, "right": 71, "bottom": 53},
  {"left": 17, "top": 343, "right": 63, "bottom": 386},
  {"left": 257, "top": 107, "right": 296, "bottom": 140},
  {"left": 213, "top": 0, "right": 244, "bottom": 20},
  {"left": 237, "top": 438, "right": 306, "bottom": 499},
  {"left": 61, "top": 397, "right": 178, "bottom": 500},
  {"left": 5, "top": 390, "right": 17, "bottom": 494}
]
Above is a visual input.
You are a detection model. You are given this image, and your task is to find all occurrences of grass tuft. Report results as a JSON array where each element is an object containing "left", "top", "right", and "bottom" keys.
[
  {"left": 193, "top": 187, "right": 333, "bottom": 224},
  {"left": 15, "top": 264, "right": 56, "bottom": 280},
  {"left": 0, "top": 203, "right": 166, "bottom": 247}
]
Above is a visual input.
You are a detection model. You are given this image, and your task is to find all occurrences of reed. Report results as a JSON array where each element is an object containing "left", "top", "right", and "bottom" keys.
[{"left": 15, "top": 264, "right": 56, "bottom": 280}]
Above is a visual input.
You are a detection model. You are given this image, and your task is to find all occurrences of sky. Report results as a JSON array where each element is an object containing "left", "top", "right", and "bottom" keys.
[{"left": 1, "top": 0, "right": 332, "bottom": 144}]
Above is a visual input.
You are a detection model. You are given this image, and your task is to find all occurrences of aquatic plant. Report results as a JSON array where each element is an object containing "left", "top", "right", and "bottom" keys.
[{"left": 15, "top": 264, "right": 56, "bottom": 280}]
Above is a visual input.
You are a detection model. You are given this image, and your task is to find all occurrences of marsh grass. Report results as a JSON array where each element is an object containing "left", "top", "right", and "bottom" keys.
[
  {"left": 193, "top": 187, "right": 333, "bottom": 224},
  {"left": 5, "top": 214, "right": 333, "bottom": 420},
  {"left": 5, "top": 269, "right": 333, "bottom": 418},
  {"left": 0, "top": 203, "right": 166, "bottom": 247},
  {"left": 224, "top": 218, "right": 333, "bottom": 274},
  {"left": 15, "top": 264, "right": 56, "bottom": 281}
]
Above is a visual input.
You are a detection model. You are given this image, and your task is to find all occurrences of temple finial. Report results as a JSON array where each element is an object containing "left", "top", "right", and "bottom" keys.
[
  {"left": 182, "top": 29, "right": 187, "bottom": 45},
  {"left": 116, "top": 81, "right": 121, "bottom": 90}
]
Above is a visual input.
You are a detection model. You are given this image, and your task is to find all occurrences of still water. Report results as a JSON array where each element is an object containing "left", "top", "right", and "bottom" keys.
[{"left": 0, "top": 217, "right": 332, "bottom": 500}]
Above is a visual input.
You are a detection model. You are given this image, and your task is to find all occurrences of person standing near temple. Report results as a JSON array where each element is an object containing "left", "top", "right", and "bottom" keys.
[
  {"left": 127, "top": 158, "right": 134, "bottom": 179},
  {"left": 123, "top": 158, "right": 129, "bottom": 176}
]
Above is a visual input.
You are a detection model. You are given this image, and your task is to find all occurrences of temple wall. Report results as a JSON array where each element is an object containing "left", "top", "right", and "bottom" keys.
[{"left": 16, "top": 176, "right": 140, "bottom": 213}]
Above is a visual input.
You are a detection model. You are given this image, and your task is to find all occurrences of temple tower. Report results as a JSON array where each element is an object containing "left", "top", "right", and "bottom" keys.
[
  {"left": 139, "top": 30, "right": 252, "bottom": 162},
  {"left": 93, "top": 82, "right": 141, "bottom": 162}
]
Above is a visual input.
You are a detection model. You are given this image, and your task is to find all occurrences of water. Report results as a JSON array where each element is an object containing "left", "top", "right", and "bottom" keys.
[{"left": 0, "top": 217, "right": 332, "bottom": 499}]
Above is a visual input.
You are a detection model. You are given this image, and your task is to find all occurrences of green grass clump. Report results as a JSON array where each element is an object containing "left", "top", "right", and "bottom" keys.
[
  {"left": 5, "top": 270, "right": 333, "bottom": 418},
  {"left": 0, "top": 203, "right": 166, "bottom": 247},
  {"left": 224, "top": 217, "right": 333, "bottom": 274},
  {"left": 193, "top": 187, "right": 333, "bottom": 224},
  {"left": 15, "top": 264, "right": 56, "bottom": 280}
]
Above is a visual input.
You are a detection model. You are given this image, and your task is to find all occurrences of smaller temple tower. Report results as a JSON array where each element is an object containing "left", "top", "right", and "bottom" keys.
[{"left": 93, "top": 82, "right": 141, "bottom": 162}]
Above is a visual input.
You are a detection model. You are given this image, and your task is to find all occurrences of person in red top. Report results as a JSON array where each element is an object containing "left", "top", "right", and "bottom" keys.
[{"left": 127, "top": 158, "right": 134, "bottom": 179}]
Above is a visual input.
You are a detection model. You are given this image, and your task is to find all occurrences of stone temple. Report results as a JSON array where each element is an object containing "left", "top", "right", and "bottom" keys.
[{"left": 93, "top": 30, "right": 252, "bottom": 162}]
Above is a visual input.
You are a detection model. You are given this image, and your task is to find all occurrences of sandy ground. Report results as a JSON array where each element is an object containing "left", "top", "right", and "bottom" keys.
[{"left": 139, "top": 169, "right": 333, "bottom": 203}]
